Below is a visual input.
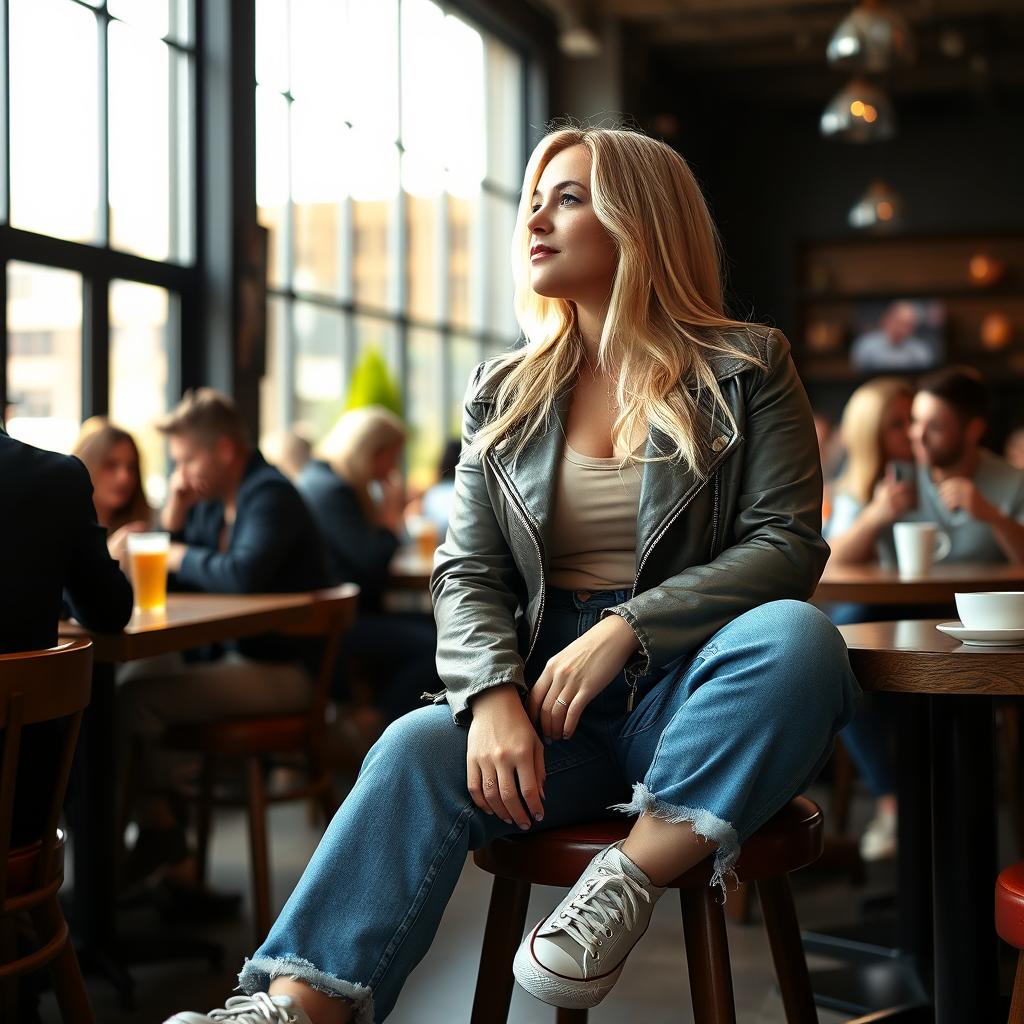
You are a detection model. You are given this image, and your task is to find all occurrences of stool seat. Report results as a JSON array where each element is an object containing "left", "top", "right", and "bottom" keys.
[
  {"left": 474, "top": 795, "right": 822, "bottom": 889},
  {"left": 997, "top": 862, "right": 1024, "bottom": 949},
  {"left": 164, "top": 715, "right": 310, "bottom": 756}
]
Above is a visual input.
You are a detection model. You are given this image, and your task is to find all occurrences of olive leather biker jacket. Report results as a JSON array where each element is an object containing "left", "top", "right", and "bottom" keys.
[{"left": 428, "top": 326, "right": 828, "bottom": 724}]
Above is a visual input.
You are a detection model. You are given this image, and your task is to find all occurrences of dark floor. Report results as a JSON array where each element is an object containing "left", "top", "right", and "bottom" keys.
[{"left": 38, "top": 779, "right": 910, "bottom": 1023}]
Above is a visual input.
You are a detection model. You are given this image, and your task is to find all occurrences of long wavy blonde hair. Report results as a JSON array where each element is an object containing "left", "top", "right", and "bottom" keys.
[
  {"left": 72, "top": 417, "right": 152, "bottom": 532},
  {"left": 466, "top": 125, "right": 768, "bottom": 477},
  {"left": 835, "top": 377, "right": 914, "bottom": 505}
]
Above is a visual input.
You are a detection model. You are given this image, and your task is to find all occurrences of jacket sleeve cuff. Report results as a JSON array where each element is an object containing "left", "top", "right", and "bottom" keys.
[
  {"left": 438, "top": 672, "right": 528, "bottom": 727},
  {"left": 600, "top": 605, "right": 652, "bottom": 676}
]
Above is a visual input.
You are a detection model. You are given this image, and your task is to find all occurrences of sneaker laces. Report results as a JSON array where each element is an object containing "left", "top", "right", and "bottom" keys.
[
  {"left": 556, "top": 865, "right": 651, "bottom": 961},
  {"left": 208, "top": 993, "right": 296, "bottom": 1023}
]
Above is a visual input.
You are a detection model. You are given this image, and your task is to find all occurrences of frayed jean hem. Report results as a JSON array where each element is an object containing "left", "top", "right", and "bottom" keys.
[
  {"left": 609, "top": 781, "right": 741, "bottom": 897},
  {"left": 238, "top": 955, "right": 374, "bottom": 1024}
]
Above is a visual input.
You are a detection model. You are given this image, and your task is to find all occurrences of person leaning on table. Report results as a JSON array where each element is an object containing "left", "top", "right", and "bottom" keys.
[
  {"left": 828, "top": 366, "right": 1024, "bottom": 567},
  {"left": 115, "top": 388, "right": 329, "bottom": 914},
  {"left": 165, "top": 125, "right": 860, "bottom": 1024}
]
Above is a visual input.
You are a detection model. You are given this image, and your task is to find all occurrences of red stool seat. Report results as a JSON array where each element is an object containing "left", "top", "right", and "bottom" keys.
[
  {"left": 474, "top": 794, "right": 822, "bottom": 889},
  {"left": 997, "top": 862, "right": 1024, "bottom": 949}
]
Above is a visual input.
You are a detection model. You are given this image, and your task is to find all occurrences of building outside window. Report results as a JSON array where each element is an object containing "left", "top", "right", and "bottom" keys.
[
  {"left": 256, "top": 0, "right": 528, "bottom": 490},
  {"left": 1, "top": 0, "right": 192, "bottom": 504}
]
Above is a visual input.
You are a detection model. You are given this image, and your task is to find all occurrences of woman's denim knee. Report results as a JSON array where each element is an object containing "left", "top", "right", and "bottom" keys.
[{"left": 744, "top": 599, "right": 859, "bottom": 720}]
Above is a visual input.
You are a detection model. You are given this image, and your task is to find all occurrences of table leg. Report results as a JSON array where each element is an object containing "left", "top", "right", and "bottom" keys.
[
  {"left": 805, "top": 693, "right": 932, "bottom": 1016},
  {"left": 929, "top": 694, "right": 998, "bottom": 1024}
]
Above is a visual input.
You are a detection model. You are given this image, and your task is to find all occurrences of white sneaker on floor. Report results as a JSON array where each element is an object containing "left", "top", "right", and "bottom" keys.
[
  {"left": 859, "top": 808, "right": 898, "bottom": 861},
  {"left": 163, "top": 992, "right": 312, "bottom": 1024},
  {"left": 513, "top": 840, "right": 665, "bottom": 1009}
]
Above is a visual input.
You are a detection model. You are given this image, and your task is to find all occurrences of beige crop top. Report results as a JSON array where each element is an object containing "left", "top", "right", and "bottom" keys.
[{"left": 547, "top": 442, "right": 642, "bottom": 590}]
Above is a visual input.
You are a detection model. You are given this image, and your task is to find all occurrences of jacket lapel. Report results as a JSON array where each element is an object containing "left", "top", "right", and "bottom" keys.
[
  {"left": 636, "top": 383, "right": 739, "bottom": 562},
  {"left": 493, "top": 389, "right": 570, "bottom": 553}
]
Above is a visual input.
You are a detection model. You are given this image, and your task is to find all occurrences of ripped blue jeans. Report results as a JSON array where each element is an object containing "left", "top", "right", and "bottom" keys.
[{"left": 239, "top": 590, "right": 860, "bottom": 1023}]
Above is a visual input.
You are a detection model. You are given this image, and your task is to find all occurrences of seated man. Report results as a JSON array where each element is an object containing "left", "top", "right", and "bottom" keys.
[
  {"left": 889, "top": 366, "right": 1024, "bottom": 565},
  {"left": 118, "top": 388, "right": 329, "bottom": 906},
  {"left": 0, "top": 422, "right": 134, "bottom": 844}
]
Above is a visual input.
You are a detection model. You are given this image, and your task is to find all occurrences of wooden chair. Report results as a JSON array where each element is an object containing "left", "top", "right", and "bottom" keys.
[
  {"left": 163, "top": 585, "right": 358, "bottom": 943},
  {"left": 471, "top": 796, "right": 823, "bottom": 1024},
  {"left": 0, "top": 639, "right": 95, "bottom": 1024}
]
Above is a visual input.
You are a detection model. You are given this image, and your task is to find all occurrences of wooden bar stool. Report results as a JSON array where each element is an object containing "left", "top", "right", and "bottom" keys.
[
  {"left": 471, "top": 796, "right": 823, "bottom": 1024},
  {"left": 996, "top": 862, "right": 1024, "bottom": 1022},
  {"left": 162, "top": 586, "right": 358, "bottom": 944}
]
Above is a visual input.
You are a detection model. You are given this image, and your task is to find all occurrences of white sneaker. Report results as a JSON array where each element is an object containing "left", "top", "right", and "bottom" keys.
[
  {"left": 163, "top": 993, "right": 312, "bottom": 1024},
  {"left": 859, "top": 808, "right": 898, "bottom": 861},
  {"left": 513, "top": 840, "right": 665, "bottom": 1009}
]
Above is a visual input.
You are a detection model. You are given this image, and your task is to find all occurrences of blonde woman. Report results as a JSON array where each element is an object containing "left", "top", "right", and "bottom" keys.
[
  {"left": 168, "top": 126, "right": 858, "bottom": 1024},
  {"left": 296, "top": 406, "right": 440, "bottom": 725},
  {"left": 822, "top": 378, "right": 915, "bottom": 861},
  {"left": 72, "top": 416, "right": 153, "bottom": 561},
  {"left": 824, "top": 377, "right": 916, "bottom": 565}
]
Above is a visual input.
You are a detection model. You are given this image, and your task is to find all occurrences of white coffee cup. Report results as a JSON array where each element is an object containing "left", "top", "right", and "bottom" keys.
[
  {"left": 893, "top": 522, "right": 951, "bottom": 578},
  {"left": 955, "top": 591, "right": 1024, "bottom": 631}
]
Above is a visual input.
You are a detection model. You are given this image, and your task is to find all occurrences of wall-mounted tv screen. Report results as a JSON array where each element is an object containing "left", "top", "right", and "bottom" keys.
[{"left": 849, "top": 299, "right": 946, "bottom": 373}]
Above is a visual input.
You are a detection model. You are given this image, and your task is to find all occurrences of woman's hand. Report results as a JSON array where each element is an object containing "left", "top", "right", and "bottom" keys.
[
  {"left": 867, "top": 470, "right": 915, "bottom": 527},
  {"left": 377, "top": 471, "right": 405, "bottom": 534},
  {"left": 467, "top": 684, "right": 546, "bottom": 830},
  {"left": 527, "top": 613, "right": 640, "bottom": 741}
]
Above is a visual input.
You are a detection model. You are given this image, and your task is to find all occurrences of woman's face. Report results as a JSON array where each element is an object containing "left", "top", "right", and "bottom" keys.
[
  {"left": 93, "top": 439, "right": 139, "bottom": 517},
  {"left": 372, "top": 443, "right": 402, "bottom": 481},
  {"left": 880, "top": 393, "right": 914, "bottom": 464},
  {"left": 525, "top": 144, "right": 618, "bottom": 307}
]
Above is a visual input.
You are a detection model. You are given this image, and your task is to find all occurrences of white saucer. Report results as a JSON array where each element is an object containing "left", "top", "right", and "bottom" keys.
[{"left": 936, "top": 622, "right": 1024, "bottom": 647}]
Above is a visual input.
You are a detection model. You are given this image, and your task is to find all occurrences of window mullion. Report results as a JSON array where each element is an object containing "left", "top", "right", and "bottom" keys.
[{"left": 97, "top": 6, "right": 110, "bottom": 248}]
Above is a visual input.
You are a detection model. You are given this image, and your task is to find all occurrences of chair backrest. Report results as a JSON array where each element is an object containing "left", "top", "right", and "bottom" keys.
[
  {"left": 0, "top": 639, "right": 93, "bottom": 906},
  {"left": 280, "top": 585, "right": 359, "bottom": 737}
]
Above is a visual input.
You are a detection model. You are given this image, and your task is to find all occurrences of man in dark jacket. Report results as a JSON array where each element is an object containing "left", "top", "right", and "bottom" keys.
[
  {"left": 117, "top": 389, "right": 329, "bottom": 893},
  {"left": 0, "top": 423, "right": 133, "bottom": 844}
]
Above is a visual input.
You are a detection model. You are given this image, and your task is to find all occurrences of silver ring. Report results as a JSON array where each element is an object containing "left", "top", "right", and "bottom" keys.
[{"left": 555, "top": 697, "right": 569, "bottom": 708}]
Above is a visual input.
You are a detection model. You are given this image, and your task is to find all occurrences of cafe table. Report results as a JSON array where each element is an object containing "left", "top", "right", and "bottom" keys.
[
  {"left": 59, "top": 590, "right": 353, "bottom": 1003},
  {"left": 831, "top": 618, "right": 1024, "bottom": 1024},
  {"left": 814, "top": 561, "right": 1024, "bottom": 605},
  {"left": 386, "top": 545, "right": 434, "bottom": 591}
]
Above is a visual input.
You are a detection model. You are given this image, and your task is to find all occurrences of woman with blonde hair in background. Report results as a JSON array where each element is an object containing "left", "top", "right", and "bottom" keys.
[
  {"left": 168, "top": 124, "right": 857, "bottom": 1024},
  {"left": 71, "top": 416, "right": 153, "bottom": 561},
  {"left": 823, "top": 376, "right": 915, "bottom": 861},
  {"left": 296, "top": 406, "right": 441, "bottom": 729},
  {"left": 825, "top": 377, "right": 916, "bottom": 566}
]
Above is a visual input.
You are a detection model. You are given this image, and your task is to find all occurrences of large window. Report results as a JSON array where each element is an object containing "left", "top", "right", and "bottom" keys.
[
  {"left": 257, "top": 0, "right": 527, "bottom": 489},
  {"left": 1, "top": 0, "right": 194, "bottom": 500}
]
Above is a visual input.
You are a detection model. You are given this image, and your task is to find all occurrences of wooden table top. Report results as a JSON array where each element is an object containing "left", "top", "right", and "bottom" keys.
[
  {"left": 839, "top": 619, "right": 1024, "bottom": 696},
  {"left": 60, "top": 590, "right": 353, "bottom": 663},
  {"left": 814, "top": 562, "right": 1024, "bottom": 604},
  {"left": 387, "top": 548, "right": 434, "bottom": 591}
]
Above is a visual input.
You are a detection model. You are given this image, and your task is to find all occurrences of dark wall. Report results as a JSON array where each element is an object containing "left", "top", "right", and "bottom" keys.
[{"left": 649, "top": 76, "right": 1024, "bottom": 434}]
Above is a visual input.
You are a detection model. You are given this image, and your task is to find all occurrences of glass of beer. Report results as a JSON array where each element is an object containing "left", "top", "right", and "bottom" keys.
[{"left": 127, "top": 532, "right": 170, "bottom": 612}]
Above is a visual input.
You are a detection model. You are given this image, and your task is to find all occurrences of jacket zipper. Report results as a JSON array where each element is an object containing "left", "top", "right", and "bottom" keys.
[
  {"left": 623, "top": 439, "right": 737, "bottom": 713},
  {"left": 488, "top": 452, "right": 547, "bottom": 668},
  {"left": 709, "top": 470, "right": 721, "bottom": 559}
]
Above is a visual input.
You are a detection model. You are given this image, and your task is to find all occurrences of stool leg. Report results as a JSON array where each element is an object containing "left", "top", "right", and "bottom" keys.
[
  {"left": 32, "top": 896, "right": 96, "bottom": 1024},
  {"left": 245, "top": 755, "right": 273, "bottom": 945},
  {"left": 1010, "top": 950, "right": 1024, "bottom": 1024},
  {"left": 679, "top": 886, "right": 737, "bottom": 1024},
  {"left": 756, "top": 874, "right": 818, "bottom": 1023},
  {"left": 470, "top": 875, "right": 531, "bottom": 1024},
  {"left": 556, "top": 1008, "right": 589, "bottom": 1023},
  {"left": 194, "top": 754, "right": 215, "bottom": 887}
]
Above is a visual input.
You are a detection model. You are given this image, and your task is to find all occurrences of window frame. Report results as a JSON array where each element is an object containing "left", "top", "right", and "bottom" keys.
[{"left": 0, "top": 0, "right": 199, "bottom": 424}]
